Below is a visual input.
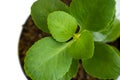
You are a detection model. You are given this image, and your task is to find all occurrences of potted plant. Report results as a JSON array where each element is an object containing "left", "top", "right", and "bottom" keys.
[{"left": 19, "top": 0, "right": 120, "bottom": 80}]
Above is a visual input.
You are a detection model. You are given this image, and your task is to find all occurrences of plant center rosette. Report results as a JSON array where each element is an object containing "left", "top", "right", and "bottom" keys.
[{"left": 19, "top": 0, "right": 120, "bottom": 80}]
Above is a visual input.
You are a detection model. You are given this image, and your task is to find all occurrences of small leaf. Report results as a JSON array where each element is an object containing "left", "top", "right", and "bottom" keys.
[
  {"left": 47, "top": 11, "right": 78, "bottom": 42},
  {"left": 24, "top": 37, "right": 72, "bottom": 80},
  {"left": 82, "top": 42, "right": 120, "bottom": 79},
  {"left": 92, "top": 19, "right": 120, "bottom": 42},
  {"left": 67, "top": 30, "right": 94, "bottom": 59},
  {"left": 31, "top": 0, "right": 68, "bottom": 32},
  {"left": 59, "top": 59, "right": 79, "bottom": 80},
  {"left": 70, "top": 0, "right": 115, "bottom": 31}
]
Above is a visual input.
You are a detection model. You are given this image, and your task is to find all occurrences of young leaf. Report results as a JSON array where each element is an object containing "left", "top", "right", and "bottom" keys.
[
  {"left": 24, "top": 37, "right": 72, "bottom": 80},
  {"left": 47, "top": 11, "right": 78, "bottom": 42},
  {"left": 70, "top": 0, "right": 115, "bottom": 31},
  {"left": 67, "top": 30, "right": 94, "bottom": 59},
  {"left": 31, "top": 0, "right": 68, "bottom": 32},
  {"left": 59, "top": 59, "right": 79, "bottom": 80},
  {"left": 82, "top": 42, "right": 120, "bottom": 79},
  {"left": 92, "top": 19, "right": 120, "bottom": 42}
]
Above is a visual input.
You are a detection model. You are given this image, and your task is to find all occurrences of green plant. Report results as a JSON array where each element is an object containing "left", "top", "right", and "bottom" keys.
[{"left": 24, "top": 0, "right": 120, "bottom": 80}]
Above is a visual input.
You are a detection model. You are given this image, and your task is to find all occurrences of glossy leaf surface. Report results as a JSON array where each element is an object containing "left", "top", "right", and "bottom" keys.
[
  {"left": 24, "top": 37, "right": 72, "bottom": 80},
  {"left": 31, "top": 0, "right": 68, "bottom": 32},
  {"left": 67, "top": 30, "right": 94, "bottom": 59},
  {"left": 82, "top": 42, "right": 120, "bottom": 79},
  {"left": 70, "top": 0, "right": 115, "bottom": 31},
  {"left": 48, "top": 11, "right": 78, "bottom": 42}
]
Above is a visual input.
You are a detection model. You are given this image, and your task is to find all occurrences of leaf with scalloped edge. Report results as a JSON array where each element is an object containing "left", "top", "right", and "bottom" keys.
[
  {"left": 48, "top": 11, "right": 78, "bottom": 42},
  {"left": 31, "top": 0, "right": 68, "bottom": 32},
  {"left": 82, "top": 42, "right": 120, "bottom": 79},
  {"left": 67, "top": 30, "right": 94, "bottom": 59},
  {"left": 70, "top": 0, "right": 115, "bottom": 31},
  {"left": 24, "top": 37, "right": 72, "bottom": 80}
]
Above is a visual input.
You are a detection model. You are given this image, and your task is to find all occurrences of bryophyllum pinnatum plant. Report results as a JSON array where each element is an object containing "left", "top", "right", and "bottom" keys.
[{"left": 24, "top": 0, "right": 120, "bottom": 80}]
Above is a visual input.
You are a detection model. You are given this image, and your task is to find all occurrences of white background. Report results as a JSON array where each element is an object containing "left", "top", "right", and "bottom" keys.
[
  {"left": 0, "top": 0, "right": 36, "bottom": 80},
  {"left": 0, "top": 0, "right": 120, "bottom": 80}
]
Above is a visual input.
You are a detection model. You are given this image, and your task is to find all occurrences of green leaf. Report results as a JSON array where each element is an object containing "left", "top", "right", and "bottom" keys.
[
  {"left": 112, "top": 46, "right": 120, "bottom": 56},
  {"left": 103, "top": 19, "right": 120, "bottom": 42},
  {"left": 82, "top": 42, "right": 120, "bottom": 79},
  {"left": 59, "top": 59, "right": 79, "bottom": 80},
  {"left": 67, "top": 30, "right": 94, "bottom": 59},
  {"left": 70, "top": 0, "right": 115, "bottom": 31},
  {"left": 47, "top": 11, "right": 78, "bottom": 42},
  {"left": 31, "top": 0, "right": 68, "bottom": 32},
  {"left": 92, "top": 19, "right": 120, "bottom": 42},
  {"left": 24, "top": 37, "right": 72, "bottom": 80}
]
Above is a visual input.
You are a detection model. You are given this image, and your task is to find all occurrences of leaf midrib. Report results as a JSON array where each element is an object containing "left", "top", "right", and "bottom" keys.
[{"left": 37, "top": 42, "right": 72, "bottom": 69}]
